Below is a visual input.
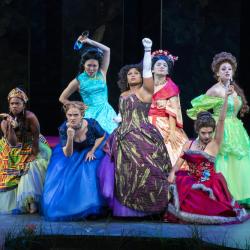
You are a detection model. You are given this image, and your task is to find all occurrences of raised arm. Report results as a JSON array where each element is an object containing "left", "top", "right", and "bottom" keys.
[
  {"left": 63, "top": 127, "right": 75, "bottom": 157},
  {"left": 214, "top": 85, "right": 233, "bottom": 146},
  {"left": 59, "top": 79, "right": 79, "bottom": 104},
  {"left": 141, "top": 38, "right": 154, "bottom": 95},
  {"left": 78, "top": 36, "right": 110, "bottom": 75}
]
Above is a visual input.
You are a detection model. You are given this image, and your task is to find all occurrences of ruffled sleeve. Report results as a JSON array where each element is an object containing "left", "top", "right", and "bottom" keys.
[{"left": 186, "top": 95, "right": 223, "bottom": 120}]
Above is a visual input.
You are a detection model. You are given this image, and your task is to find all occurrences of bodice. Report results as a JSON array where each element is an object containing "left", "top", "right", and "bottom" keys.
[
  {"left": 77, "top": 71, "right": 108, "bottom": 107},
  {"left": 182, "top": 150, "right": 216, "bottom": 182}
]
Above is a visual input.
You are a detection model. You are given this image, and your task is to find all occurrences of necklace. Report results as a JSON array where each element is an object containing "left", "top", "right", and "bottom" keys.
[
  {"left": 154, "top": 78, "right": 166, "bottom": 86},
  {"left": 195, "top": 138, "right": 206, "bottom": 151}
]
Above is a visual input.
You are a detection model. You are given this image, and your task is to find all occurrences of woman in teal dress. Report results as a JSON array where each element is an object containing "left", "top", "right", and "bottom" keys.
[
  {"left": 59, "top": 35, "right": 117, "bottom": 134},
  {"left": 187, "top": 52, "right": 250, "bottom": 206}
]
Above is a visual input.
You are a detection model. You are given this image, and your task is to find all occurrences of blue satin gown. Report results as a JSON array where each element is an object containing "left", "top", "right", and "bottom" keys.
[{"left": 42, "top": 119, "right": 106, "bottom": 221}]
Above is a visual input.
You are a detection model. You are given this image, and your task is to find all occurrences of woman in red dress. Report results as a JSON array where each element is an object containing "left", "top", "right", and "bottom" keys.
[{"left": 166, "top": 85, "right": 248, "bottom": 224}]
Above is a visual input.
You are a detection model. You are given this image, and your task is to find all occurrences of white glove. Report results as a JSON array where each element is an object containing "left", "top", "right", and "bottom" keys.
[
  {"left": 113, "top": 113, "right": 122, "bottom": 123},
  {"left": 142, "top": 38, "right": 153, "bottom": 78},
  {"left": 142, "top": 38, "right": 152, "bottom": 50}
]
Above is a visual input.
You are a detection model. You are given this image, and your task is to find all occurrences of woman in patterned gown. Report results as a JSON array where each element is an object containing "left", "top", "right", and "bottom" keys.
[
  {"left": 187, "top": 52, "right": 250, "bottom": 206},
  {"left": 59, "top": 36, "right": 117, "bottom": 134},
  {"left": 166, "top": 86, "right": 248, "bottom": 224},
  {"left": 0, "top": 88, "right": 51, "bottom": 214},
  {"left": 148, "top": 50, "right": 188, "bottom": 168},
  {"left": 98, "top": 38, "right": 171, "bottom": 217}
]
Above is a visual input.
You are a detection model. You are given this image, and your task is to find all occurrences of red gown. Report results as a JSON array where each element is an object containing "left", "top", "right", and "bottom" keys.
[{"left": 165, "top": 150, "right": 249, "bottom": 224}]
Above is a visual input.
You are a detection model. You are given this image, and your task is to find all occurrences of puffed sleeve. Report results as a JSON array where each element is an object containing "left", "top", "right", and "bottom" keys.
[
  {"left": 186, "top": 94, "right": 222, "bottom": 120},
  {"left": 91, "top": 119, "right": 106, "bottom": 139}
]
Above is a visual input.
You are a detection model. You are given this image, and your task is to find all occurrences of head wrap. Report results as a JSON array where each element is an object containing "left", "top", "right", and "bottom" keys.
[{"left": 7, "top": 88, "right": 29, "bottom": 103}]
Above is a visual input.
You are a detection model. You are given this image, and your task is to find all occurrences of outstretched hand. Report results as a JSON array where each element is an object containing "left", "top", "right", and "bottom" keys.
[{"left": 142, "top": 38, "right": 152, "bottom": 49}]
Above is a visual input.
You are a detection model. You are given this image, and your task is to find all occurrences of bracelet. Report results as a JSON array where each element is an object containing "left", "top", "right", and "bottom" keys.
[{"left": 144, "top": 49, "right": 151, "bottom": 52}]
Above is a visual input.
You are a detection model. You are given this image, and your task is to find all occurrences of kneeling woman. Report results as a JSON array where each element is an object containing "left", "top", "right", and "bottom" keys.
[
  {"left": 0, "top": 88, "right": 51, "bottom": 214},
  {"left": 166, "top": 86, "right": 248, "bottom": 224},
  {"left": 42, "top": 101, "right": 107, "bottom": 221}
]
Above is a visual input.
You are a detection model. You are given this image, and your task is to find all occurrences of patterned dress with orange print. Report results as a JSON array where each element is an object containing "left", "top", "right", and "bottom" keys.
[{"left": 149, "top": 77, "right": 188, "bottom": 169}]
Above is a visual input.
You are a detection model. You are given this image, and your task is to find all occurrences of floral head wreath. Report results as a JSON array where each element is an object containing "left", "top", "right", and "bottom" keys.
[
  {"left": 7, "top": 88, "right": 29, "bottom": 103},
  {"left": 151, "top": 50, "right": 178, "bottom": 63}
]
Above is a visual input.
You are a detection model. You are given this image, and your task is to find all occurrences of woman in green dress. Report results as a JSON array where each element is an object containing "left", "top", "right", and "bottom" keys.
[{"left": 187, "top": 52, "right": 250, "bottom": 206}]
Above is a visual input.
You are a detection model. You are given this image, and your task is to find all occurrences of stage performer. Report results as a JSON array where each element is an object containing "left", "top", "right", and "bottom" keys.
[
  {"left": 0, "top": 88, "right": 51, "bottom": 214},
  {"left": 187, "top": 52, "right": 250, "bottom": 206},
  {"left": 59, "top": 35, "right": 117, "bottom": 134},
  {"left": 42, "top": 101, "right": 107, "bottom": 221},
  {"left": 166, "top": 85, "right": 248, "bottom": 224},
  {"left": 148, "top": 50, "right": 188, "bottom": 168},
  {"left": 98, "top": 38, "right": 171, "bottom": 217}
]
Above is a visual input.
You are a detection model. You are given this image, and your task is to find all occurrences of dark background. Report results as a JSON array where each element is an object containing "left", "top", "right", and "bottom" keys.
[{"left": 0, "top": 0, "right": 249, "bottom": 137}]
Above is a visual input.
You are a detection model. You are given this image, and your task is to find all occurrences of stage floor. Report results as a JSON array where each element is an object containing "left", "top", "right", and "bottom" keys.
[{"left": 0, "top": 214, "right": 250, "bottom": 249}]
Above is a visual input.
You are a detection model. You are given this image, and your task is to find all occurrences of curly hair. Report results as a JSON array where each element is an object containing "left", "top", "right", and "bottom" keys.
[
  {"left": 117, "top": 63, "right": 143, "bottom": 93},
  {"left": 152, "top": 55, "right": 174, "bottom": 75},
  {"left": 78, "top": 47, "right": 104, "bottom": 74},
  {"left": 211, "top": 52, "right": 249, "bottom": 117},
  {"left": 63, "top": 101, "right": 87, "bottom": 116},
  {"left": 211, "top": 52, "right": 237, "bottom": 78},
  {"left": 194, "top": 111, "right": 216, "bottom": 133}
]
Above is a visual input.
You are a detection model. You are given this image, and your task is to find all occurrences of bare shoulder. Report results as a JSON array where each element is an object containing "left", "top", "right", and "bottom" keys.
[
  {"left": 120, "top": 90, "right": 131, "bottom": 97},
  {"left": 205, "top": 140, "right": 219, "bottom": 156},
  {"left": 26, "top": 111, "right": 38, "bottom": 121},
  {"left": 206, "top": 84, "right": 221, "bottom": 97}
]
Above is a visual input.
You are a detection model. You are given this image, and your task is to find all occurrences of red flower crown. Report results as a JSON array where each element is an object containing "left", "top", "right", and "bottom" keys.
[{"left": 151, "top": 50, "right": 178, "bottom": 63}]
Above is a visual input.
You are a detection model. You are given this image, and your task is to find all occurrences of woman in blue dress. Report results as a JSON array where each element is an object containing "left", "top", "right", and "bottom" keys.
[
  {"left": 59, "top": 35, "right": 117, "bottom": 134},
  {"left": 42, "top": 101, "right": 107, "bottom": 221}
]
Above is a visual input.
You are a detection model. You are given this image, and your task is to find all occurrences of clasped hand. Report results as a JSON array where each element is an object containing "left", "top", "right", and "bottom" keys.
[
  {"left": 0, "top": 113, "right": 18, "bottom": 128},
  {"left": 142, "top": 38, "right": 152, "bottom": 49}
]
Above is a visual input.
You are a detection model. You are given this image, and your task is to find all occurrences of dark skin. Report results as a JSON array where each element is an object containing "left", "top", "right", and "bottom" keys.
[{"left": 0, "top": 98, "right": 40, "bottom": 160}]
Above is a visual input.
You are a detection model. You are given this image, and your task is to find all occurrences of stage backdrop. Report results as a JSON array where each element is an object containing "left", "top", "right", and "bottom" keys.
[{"left": 0, "top": 0, "right": 249, "bottom": 137}]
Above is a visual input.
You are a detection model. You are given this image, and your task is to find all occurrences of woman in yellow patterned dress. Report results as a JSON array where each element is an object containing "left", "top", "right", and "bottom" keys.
[{"left": 0, "top": 88, "right": 51, "bottom": 214}]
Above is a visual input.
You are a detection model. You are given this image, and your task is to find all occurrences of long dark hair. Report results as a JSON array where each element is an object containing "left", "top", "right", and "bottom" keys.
[
  {"left": 78, "top": 47, "right": 104, "bottom": 74},
  {"left": 8, "top": 103, "right": 27, "bottom": 144}
]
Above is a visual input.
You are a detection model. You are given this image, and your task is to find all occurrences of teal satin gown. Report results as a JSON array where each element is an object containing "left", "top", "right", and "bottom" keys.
[{"left": 77, "top": 71, "right": 117, "bottom": 134}]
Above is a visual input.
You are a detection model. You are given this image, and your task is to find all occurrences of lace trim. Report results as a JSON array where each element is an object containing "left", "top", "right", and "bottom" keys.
[{"left": 185, "top": 150, "right": 215, "bottom": 163}]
